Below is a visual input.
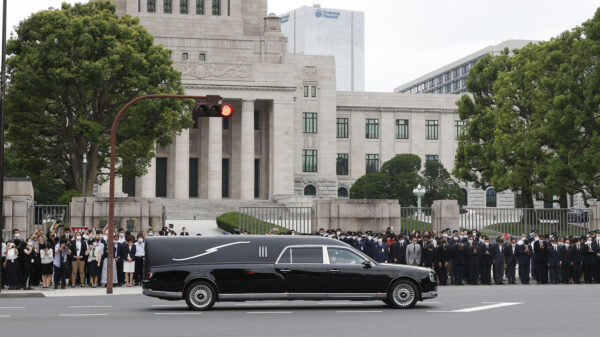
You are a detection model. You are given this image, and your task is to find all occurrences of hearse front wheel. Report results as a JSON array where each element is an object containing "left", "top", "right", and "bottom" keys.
[
  {"left": 387, "top": 280, "right": 419, "bottom": 309},
  {"left": 185, "top": 281, "right": 216, "bottom": 311}
]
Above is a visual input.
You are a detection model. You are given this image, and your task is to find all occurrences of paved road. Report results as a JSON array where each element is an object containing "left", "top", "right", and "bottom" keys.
[{"left": 1, "top": 285, "right": 598, "bottom": 337}]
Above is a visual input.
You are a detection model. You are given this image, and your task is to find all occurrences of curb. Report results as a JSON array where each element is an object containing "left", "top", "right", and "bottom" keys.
[{"left": 0, "top": 292, "right": 45, "bottom": 298}]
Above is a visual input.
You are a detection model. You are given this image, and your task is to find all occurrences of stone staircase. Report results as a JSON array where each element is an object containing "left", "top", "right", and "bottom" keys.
[{"left": 157, "top": 198, "right": 281, "bottom": 220}]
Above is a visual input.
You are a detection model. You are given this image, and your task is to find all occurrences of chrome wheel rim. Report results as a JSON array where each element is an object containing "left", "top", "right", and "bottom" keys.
[
  {"left": 393, "top": 284, "right": 415, "bottom": 307},
  {"left": 190, "top": 285, "right": 212, "bottom": 308}
]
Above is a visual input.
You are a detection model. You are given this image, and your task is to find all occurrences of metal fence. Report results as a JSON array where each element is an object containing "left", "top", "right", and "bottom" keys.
[
  {"left": 401, "top": 207, "right": 432, "bottom": 233},
  {"left": 33, "top": 205, "right": 69, "bottom": 233},
  {"left": 460, "top": 207, "right": 592, "bottom": 237},
  {"left": 238, "top": 207, "right": 313, "bottom": 234}
]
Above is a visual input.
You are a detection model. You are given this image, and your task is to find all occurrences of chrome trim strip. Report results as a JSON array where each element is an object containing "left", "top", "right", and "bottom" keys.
[
  {"left": 172, "top": 241, "right": 251, "bottom": 261},
  {"left": 421, "top": 291, "right": 437, "bottom": 299},
  {"left": 219, "top": 293, "right": 387, "bottom": 301},
  {"left": 143, "top": 289, "right": 183, "bottom": 300}
]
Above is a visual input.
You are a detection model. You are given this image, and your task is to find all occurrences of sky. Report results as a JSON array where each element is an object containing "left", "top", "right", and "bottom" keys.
[{"left": 1, "top": 0, "right": 599, "bottom": 92}]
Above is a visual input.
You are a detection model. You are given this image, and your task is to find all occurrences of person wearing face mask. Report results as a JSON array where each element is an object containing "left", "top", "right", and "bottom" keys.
[
  {"left": 434, "top": 239, "right": 449, "bottom": 285},
  {"left": 370, "top": 236, "right": 387, "bottom": 263},
  {"left": 70, "top": 232, "right": 88, "bottom": 287},
  {"left": 504, "top": 238, "right": 518, "bottom": 284},
  {"left": 593, "top": 233, "right": 600, "bottom": 283},
  {"left": 449, "top": 242, "right": 466, "bottom": 285},
  {"left": 534, "top": 236, "right": 549, "bottom": 284},
  {"left": 515, "top": 239, "right": 531, "bottom": 284},
  {"left": 389, "top": 234, "right": 407, "bottom": 264},
  {"left": 582, "top": 237, "right": 595, "bottom": 284},
  {"left": 86, "top": 238, "right": 103, "bottom": 288},
  {"left": 559, "top": 239, "right": 571, "bottom": 284},
  {"left": 123, "top": 236, "right": 137, "bottom": 287},
  {"left": 465, "top": 236, "right": 479, "bottom": 285},
  {"left": 421, "top": 236, "right": 434, "bottom": 269},
  {"left": 40, "top": 243, "right": 54, "bottom": 288},
  {"left": 406, "top": 236, "right": 421, "bottom": 266},
  {"left": 3, "top": 241, "right": 23, "bottom": 289},
  {"left": 53, "top": 238, "right": 71, "bottom": 289},
  {"left": 547, "top": 239, "right": 561, "bottom": 284},
  {"left": 134, "top": 234, "right": 146, "bottom": 286},
  {"left": 21, "top": 239, "right": 39, "bottom": 290},
  {"left": 568, "top": 238, "right": 583, "bottom": 284},
  {"left": 479, "top": 237, "right": 493, "bottom": 285}
]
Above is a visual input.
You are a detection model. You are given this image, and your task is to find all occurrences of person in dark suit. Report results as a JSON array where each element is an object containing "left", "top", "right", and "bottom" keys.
[
  {"left": 547, "top": 239, "right": 561, "bottom": 284},
  {"left": 435, "top": 239, "right": 449, "bottom": 285},
  {"left": 479, "top": 237, "right": 493, "bottom": 285},
  {"left": 389, "top": 234, "right": 407, "bottom": 264},
  {"left": 491, "top": 238, "right": 506, "bottom": 285},
  {"left": 515, "top": 240, "right": 531, "bottom": 284},
  {"left": 534, "top": 238, "right": 549, "bottom": 284},
  {"left": 582, "top": 237, "right": 595, "bottom": 284},
  {"left": 466, "top": 237, "right": 479, "bottom": 285},
  {"left": 504, "top": 238, "right": 518, "bottom": 284},
  {"left": 592, "top": 233, "right": 600, "bottom": 283},
  {"left": 568, "top": 238, "right": 583, "bottom": 284},
  {"left": 421, "top": 236, "right": 435, "bottom": 269},
  {"left": 559, "top": 238, "right": 571, "bottom": 284},
  {"left": 449, "top": 242, "right": 466, "bottom": 285}
]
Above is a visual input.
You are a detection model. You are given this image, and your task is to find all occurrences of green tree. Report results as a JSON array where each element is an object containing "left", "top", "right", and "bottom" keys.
[
  {"left": 349, "top": 173, "right": 391, "bottom": 200},
  {"left": 422, "top": 161, "right": 461, "bottom": 207},
  {"left": 6, "top": 1, "right": 192, "bottom": 197}
]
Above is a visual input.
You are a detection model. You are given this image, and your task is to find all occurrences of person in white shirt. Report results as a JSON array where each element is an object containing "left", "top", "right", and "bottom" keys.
[
  {"left": 40, "top": 243, "right": 54, "bottom": 288},
  {"left": 86, "top": 238, "right": 103, "bottom": 288},
  {"left": 134, "top": 234, "right": 145, "bottom": 286},
  {"left": 4, "top": 241, "right": 23, "bottom": 289}
]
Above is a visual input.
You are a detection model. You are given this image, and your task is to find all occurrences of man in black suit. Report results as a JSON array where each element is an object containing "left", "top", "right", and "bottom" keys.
[
  {"left": 548, "top": 239, "right": 561, "bottom": 284},
  {"left": 568, "top": 238, "right": 583, "bottom": 284},
  {"left": 515, "top": 240, "right": 531, "bottom": 284},
  {"left": 592, "top": 233, "right": 600, "bottom": 283},
  {"left": 479, "top": 237, "right": 493, "bottom": 285},
  {"left": 534, "top": 237, "right": 549, "bottom": 284},
  {"left": 504, "top": 238, "right": 518, "bottom": 284},
  {"left": 421, "top": 235, "right": 435, "bottom": 269},
  {"left": 435, "top": 239, "right": 449, "bottom": 285},
  {"left": 449, "top": 242, "right": 466, "bottom": 285},
  {"left": 582, "top": 237, "right": 595, "bottom": 284},
  {"left": 491, "top": 238, "right": 506, "bottom": 285},
  {"left": 389, "top": 234, "right": 407, "bottom": 264},
  {"left": 559, "top": 238, "right": 571, "bottom": 284},
  {"left": 466, "top": 237, "right": 479, "bottom": 285}
]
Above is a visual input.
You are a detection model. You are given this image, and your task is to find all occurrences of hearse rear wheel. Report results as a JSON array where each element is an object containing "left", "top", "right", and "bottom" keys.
[
  {"left": 387, "top": 280, "right": 419, "bottom": 309},
  {"left": 185, "top": 281, "right": 216, "bottom": 311}
]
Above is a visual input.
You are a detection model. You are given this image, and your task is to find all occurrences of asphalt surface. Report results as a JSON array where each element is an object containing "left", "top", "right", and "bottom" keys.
[{"left": 0, "top": 284, "right": 598, "bottom": 337}]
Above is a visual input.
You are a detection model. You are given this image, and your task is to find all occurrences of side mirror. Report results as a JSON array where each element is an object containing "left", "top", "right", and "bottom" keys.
[{"left": 362, "top": 260, "right": 372, "bottom": 268}]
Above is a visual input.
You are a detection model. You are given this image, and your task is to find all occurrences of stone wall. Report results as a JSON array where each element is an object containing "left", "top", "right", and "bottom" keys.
[
  {"left": 70, "top": 197, "right": 163, "bottom": 232},
  {"left": 2, "top": 178, "right": 35, "bottom": 237},
  {"left": 313, "top": 199, "right": 400, "bottom": 233}
]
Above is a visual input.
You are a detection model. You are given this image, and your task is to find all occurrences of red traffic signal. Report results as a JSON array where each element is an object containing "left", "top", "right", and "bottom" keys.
[{"left": 192, "top": 95, "right": 234, "bottom": 118}]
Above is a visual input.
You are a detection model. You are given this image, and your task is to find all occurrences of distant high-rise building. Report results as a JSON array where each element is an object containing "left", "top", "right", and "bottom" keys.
[
  {"left": 280, "top": 5, "right": 365, "bottom": 92},
  {"left": 394, "top": 40, "right": 535, "bottom": 95}
]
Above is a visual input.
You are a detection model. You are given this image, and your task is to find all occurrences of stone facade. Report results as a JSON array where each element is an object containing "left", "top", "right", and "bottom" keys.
[
  {"left": 313, "top": 199, "right": 401, "bottom": 233},
  {"left": 69, "top": 197, "right": 163, "bottom": 231},
  {"left": 2, "top": 178, "right": 35, "bottom": 236}
]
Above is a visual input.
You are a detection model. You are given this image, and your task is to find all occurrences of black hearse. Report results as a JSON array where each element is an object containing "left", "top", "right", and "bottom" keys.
[{"left": 142, "top": 236, "right": 437, "bottom": 310}]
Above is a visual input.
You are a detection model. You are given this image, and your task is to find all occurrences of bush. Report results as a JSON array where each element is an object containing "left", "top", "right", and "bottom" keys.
[
  {"left": 216, "top": 212, "right": 288, "bottom": 235},
  {"left": 58, "top": 190, "right": 82, "bottom": 205}
]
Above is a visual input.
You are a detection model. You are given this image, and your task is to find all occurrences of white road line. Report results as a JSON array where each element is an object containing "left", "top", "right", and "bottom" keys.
[
  {"left": 427, "top": 302, "right": 522, "bottom": 313},
  {"left": 68, "top": 305, "right": 113, "bottom": 308},
  {"left": 0, "top": 315, "right": 11, "bottom": 318},
  {"left": 235, "top": 303, "right": 282, "bottom": 306},
  {"left": 0, "top": 307, "right": 25, "bottom": 309},
  {"left": 58, "top": 313, "right": 109, "bottom": 317},
  {"left": 154, "top": 312, "right": 202, "bottom": 315},
  {"left": 425, "top": 301, "right": 443, "bottom": 304},
  {"left": 246, "top": 311, "right": 293, "bottom": 314},
  {"left": 318, "top": 302, "right": 364, "bottom": 305},
  {"left": 336, "top": 310, "right": 383, "bottom": 313},
  {"left": 151, "top": 304, "right": 186, "bottom": 307}
]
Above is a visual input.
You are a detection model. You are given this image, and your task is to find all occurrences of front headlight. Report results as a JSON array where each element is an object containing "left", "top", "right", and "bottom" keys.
[{"left": 429, "top": 271, "right": 436, "bottom": 283}]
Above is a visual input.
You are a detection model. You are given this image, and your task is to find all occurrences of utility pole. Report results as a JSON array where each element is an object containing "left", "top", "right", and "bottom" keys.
[{"left": 0, "top": 0, "right": 9, "bottom": 295}]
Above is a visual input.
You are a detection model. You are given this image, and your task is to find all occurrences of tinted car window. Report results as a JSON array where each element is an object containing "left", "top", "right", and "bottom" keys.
[
  {"left": 291, "top": 247, "right": 323, "bottom": 264},
  {"left": 278, "top": 248, "right": 291, "bottom": 263},
  {"left": 327, "top": 248, "right": 364, "bottom": 265}
]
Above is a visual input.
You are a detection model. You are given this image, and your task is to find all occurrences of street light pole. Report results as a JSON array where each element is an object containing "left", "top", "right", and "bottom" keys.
[
  {"left": 82, "top": 154, "right": 87, "bottom": 198},
  {"left": 413, "top": 184, "right": 426, "bottom": 216},
  {"left": 106, "top": 94, "right": 212, "bottom": 294},
  {"left": 0, "top": 0, "right": 8, "bottom": 296}
]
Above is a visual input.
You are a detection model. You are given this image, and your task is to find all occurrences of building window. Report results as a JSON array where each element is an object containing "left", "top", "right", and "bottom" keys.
[
  {"left": 182, "top": 52, "right": 189, "bottom": 61},
  {"left": 336, "top": 118, "right": 348, "bottom": 138},
  {"left": 365, "top": 118, "right": 379, "bottom": 139},
  {"left": 365, "top": 154, "right": 379, "bottom": 174},
  {"left": 304, "top": 184, "right": 316, "bottom": 196},
  {"left": 180, "top": 0, "right": 188, "bottom": 13},
  {"left": 212, "top": 0, "right": 220, "bottom": 15},
  {"left": 336, "top": 153, "right": 349, "bottom": 176},
  {"left": 437, "top": 76, "right": 443, "bottom": 85},
  {"left": 303, "top": 86, "right": 309, "bottom": 97},
  {"left": 222, "top": 117, "right": 229, "bottom": 130},
  {"left": 196, "top": 0, "right": 204, "bottom": 14},
  {"left": 302, "top": 112, "right": 318, "bottom": 134},
  {"left": 155, "top": 158, "right": 168, "bottom": 197},
  {"left": 453, "top": 68, "right": 460, "bottom": 78},
  {"left": 189, "top": 158, "right": 199, "bottom": 198},
  {"left": 425, "top": 120, "right": 439, "bottom": 140},
  {"left": 147, "top": 0, "right": 156, "bottom": 12},
  {"left": 302, "top": 150, "right": 317, "bottom": 172},
  {"left": 396, "top": 119, "right": 409, "bottom": 139},
  {"left": 311, "top": 86, "right": 317, "bottom": 97},
  {"left": 429, "top": 79, "right": 435, "bottom": 89},
  {"left": 254, "top": 159, "right": 260, "bottom": 198},
  {"left": 455, "top": 120, "right": 465, "bottom": 140},
  {"left": 453, "top": 81, "right": 460, "bottom": 91},
  {"left": 122, "top": 177, "right": 136, "bottom": 197},
  {"left": 254, "top": 110, "right": 260, "bottom": 130},
  {"left": 461, "top": 188, "right": 468, "bottom": 206},
  {"left": 222, "top": 158, "right": 229, "bottom": 198},
  {"left": 461, "top": 65, "right": 468, "bottom": 75},
  {"left": 444, "top": 72, "right": 450, "bottom": 82},
  {"left": 461, "top": 78, "right": 466, "bottom": 88},
  {"left": 514, "top": 190, "right": 523, "bottom": 209},
  {"left": 444, "top": 84, "right": 451, "bottom": 93},
  {"left": 486, "top": 188, "right": 497, "bottom": 208},
  {"left": 164, "top": 0, "right": 172, "bottom": 13},
  {"left": 199, "top": 53, "right": 206, "bottom": 61},
  {"left": 437, "top": 88, "right": 443, "bottom": 94},
  {"left": 338, "top": 187, "right": 348, "bottom": 198},
  {"left": 425, "top": 155, "right": 439, "bottom": 162}
]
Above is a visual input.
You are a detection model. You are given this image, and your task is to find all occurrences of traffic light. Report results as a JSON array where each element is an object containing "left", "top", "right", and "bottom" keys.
[{"left": 193, "top": 95, "right": 234, "bottom": 119}]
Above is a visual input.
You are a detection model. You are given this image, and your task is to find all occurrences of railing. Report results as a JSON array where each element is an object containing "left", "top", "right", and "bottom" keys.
[
  {"left": 33, "top": 205, "right": 70, "bottom": 233},
  {"left": 238, "top": 207, "right": 313, "bottom": 234},
  {"left": 460, "top": 207, "right": 592, "bottom": 237},
  {"left": 401, "top": 207, "right": 433, "bottom": 233}
]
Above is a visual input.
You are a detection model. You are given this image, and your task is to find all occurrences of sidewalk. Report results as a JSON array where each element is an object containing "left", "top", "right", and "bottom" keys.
[{"left": 0, "top": 285, "right": 141, "bottom": 298}]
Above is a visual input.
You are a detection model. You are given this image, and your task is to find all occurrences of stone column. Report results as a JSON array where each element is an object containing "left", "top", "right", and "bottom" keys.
[
  {"left": 207, "top": 117, "right": 223, "bottom": 199},
  {"left": 240, "top": 99, "right": 255, "bottom": 200},
  {"left": 140, "top": 157, "right": 156, "bottom": 198},
  {"left": 172, "top": 129, "right": 190, "bottom": 200},
  {"left": 269, "top": 100, "right": 295, "bottom": 197},
  {"left": 590, "top": 200, "right": 600, "bottom": 231}
]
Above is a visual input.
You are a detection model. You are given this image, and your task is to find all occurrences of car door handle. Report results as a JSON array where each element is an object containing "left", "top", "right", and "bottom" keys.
[
  {"left": 329, "top": 269, "right": 340, "bottom": 273},
  {"left": 279, "top": 269, "right": 291, "bottom": 273}
]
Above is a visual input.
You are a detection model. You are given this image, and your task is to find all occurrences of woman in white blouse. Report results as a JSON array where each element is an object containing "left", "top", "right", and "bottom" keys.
[
  {"left": 3, "top": 242, "right": 22, "bottom": 289},
  {"left": 40, "top": 243, "right": 54, "bottom": 288},
  {"left": 86, "top": 238, "right": 103, "bottom": 288}
]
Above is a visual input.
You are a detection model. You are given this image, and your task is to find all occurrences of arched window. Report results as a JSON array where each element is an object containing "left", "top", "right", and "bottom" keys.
[
  {"left": 486, "top": 188, "right": 497, "bottom": 208},
  {"left": 304, "top": 185, "right": 316, "bottom": 196},
  {"left": 460, "top": 188, "right": 468, "bottom": 206},
  {"left": 337, "top": 187, "right": 348, "bottom": 198}
]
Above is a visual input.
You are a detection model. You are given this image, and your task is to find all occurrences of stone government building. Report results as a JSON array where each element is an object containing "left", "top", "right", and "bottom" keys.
[{"left": 96, "top": 0, "right": 564, "bottom": 209}]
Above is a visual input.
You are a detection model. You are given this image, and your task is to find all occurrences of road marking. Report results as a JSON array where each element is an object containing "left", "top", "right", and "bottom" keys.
[
  {"left": 318, "top": 302, "right": 364, "bottom": 305},
  {"left": 427, "top": 302, "right": 522, "bottom": 313},
  {"left": 0, "top": 315, "right": 10, "bottom": 318},
  {"left": 68, "top": 305, "right": 113, "bottom": 308},
  {"left": 152, "top": 304, "right": 186, "bottom": 308},
  {"left": 235, "top": 303, "right": 282, "bottom": 306},
  {"left": 0, "top": 307, "right": 25, "bottom": 309},
  {"left": 336, "top": 310, "right": 383, "bottom": 313},
  {"left": 425, "top": 301, "right": 443, "bottom": 304},
  {"left": 58, "top": 313, "right": 109, "bottom": 317},
  {"left": 154, "top": 312, "right": 202, "bottom": 315},
  {"left": 246, "top": 311, "right": 292, "bottom": 314}
]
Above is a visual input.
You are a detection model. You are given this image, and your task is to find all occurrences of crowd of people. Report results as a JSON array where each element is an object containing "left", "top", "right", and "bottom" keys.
[
  {"left": 0, "top": 222, "right": 191, "bottom": 290},
  {"left": 313, "top": 227, "right": 600, "bottom": 285}
]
